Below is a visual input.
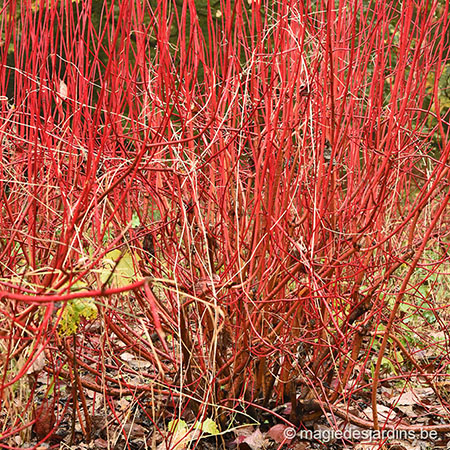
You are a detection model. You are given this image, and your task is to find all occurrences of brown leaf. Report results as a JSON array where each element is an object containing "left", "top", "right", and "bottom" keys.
[
  {"left": 391, "top": 390, "right": 416, "bottom": 406},
  {"left": 193, "top": 274, "right": 220, "bottom": 298},
  {"left": 122, "top": 422, "right": 147, "bottom": 440},
  {"left": 26, "top": 350, "right": 46, "bottom": 375},
  {"left": 33, "top": 399, "right": 56, "bottom": 440},
  {"left": 143, "top": 233, "right": 155, "bottom": 257},
  {"left": 94, "top": 438, "right": 109, "bottom": 449},
  {"left": 267, "top": 424, "right": 293, "bottom": 443},
  {"left": 242, "top": 429, "right": 269, "bottom": 450}
]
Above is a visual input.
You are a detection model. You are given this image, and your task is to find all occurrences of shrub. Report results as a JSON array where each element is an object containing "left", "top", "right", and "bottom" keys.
[{"left": 1, "top": 0, "right": 449, "bottom": 446}]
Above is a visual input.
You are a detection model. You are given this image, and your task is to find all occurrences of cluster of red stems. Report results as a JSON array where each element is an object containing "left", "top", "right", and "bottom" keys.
[{"left": 0, "top": 0, "right": 450, "bottom": 446}]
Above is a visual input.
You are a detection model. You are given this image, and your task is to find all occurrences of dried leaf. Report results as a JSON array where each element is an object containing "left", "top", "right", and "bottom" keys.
[
  {"left": 193, "top": 275, "right": 220, "bottom": 298},
  {"left": 392, "top": 391, "right": 416, "bottom": 406},
  {"left": 33, "top": 399, "right": 56, "bottom": 440},
  {"left": 233, "top": 425, "right": 255, "bottom": 442},
  {"left": 122, "top": 422, "right": 147, "bottom": 440},
  {"left": 267, "top": 424, "right": 293, "bottom": 443},
  {"left": 120, "top": 352, "right": 135, "bottom": 362},
  {"left": 26, "top": 350, "right": 46, "bottom": 375},
  {"left": 242, "top": 429, "right": 269, "bottom": 450},
  {"left": 58, "top": 79, "right": 68, "bottom": 99},
  {"left": 118, "top": 397, "right": 131, "bottom": 411},
  {"left": 362, "top": 404, "right": 393, "bottom": 422},
  {"left": 94, "top": 438, "right": 109, "bottom": 449}
]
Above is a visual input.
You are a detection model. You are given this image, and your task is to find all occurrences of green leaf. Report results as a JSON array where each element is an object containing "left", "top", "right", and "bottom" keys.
[
  {"left": 58, "top": 298, "right": 98, "bottom": 336},
  {"left": 398, "top": 302, "right": 410, "bottom": 313},
  {"left": 381, "top": 357, "right": 396, "bottom": 374},
  {"left": 168, "top": 419, "right": 188, "bottom": 434},
  {"left": 422, "top": 309, "right": 437, "bottom": 324},
  {"left": 132, "top": 212, "right": 141, "bottom": 228},
  {"left": 418, "top": 285, "right": 429, "bottom": 297},
  {"left": 194, "top": 418, "right": 220, "bottom": 435},
  {"left": 101, "top": 250, "right": 141, "bottom": 288}
]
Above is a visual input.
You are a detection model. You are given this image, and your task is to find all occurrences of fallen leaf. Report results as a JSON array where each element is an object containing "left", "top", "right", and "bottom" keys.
[
  {"left": 156, "top": 428, "right": 201, "bottom": 450},
  {"left": 132, "top": 358, "right": 152, "bottom": 369},
  {"left": 118, "top": 397, "right": 131, "bottom": 411},
  {"left": 267, "top": 424, "right": 293, "bottom": 443},
  {"left": 242, "top": 428, "right": 269, "bottom": 450},
  {"left": 26, "top": 350, "right": 46, "bottom": 375},
  {"left": 120, "top": 352, "right": 135, "bottom": 362},
  {"left": 94, "top": 438, "right": 109, "bottom": 449},
  {"left": 122, "top": 422, "right": 147, "bottom": 439},
  {"left": 362, "top": 404, "right": 394, "bottom": 422},
  {"left": 233, "top": 425, "right": 255, "bottom": 444},
  {"left": 392, "top": 390, "right": 416, "bottom": 406},
  {"left": 33, "top": 399, "right": 56, "bottom": 440},
  {"left": 415, "top": 387, "right": 434, "bottom": 398}
]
